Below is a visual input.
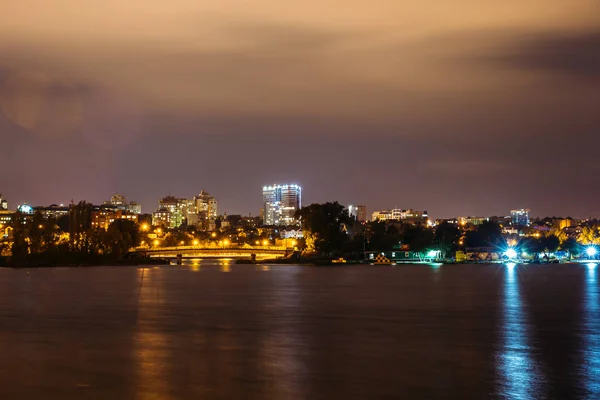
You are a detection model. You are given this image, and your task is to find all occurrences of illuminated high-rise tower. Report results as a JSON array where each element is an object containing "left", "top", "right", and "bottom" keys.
[{"left": 262, "top": 184, "right": 301, "bottom": 226}]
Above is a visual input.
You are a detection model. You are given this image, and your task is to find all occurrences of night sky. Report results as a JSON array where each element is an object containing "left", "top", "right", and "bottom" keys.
[{"left": 1, "top": 1, "right": 599, "bottom": 218}]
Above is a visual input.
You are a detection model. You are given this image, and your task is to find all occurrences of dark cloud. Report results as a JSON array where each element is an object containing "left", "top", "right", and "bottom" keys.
[
  {"left": 1, "top": 1, "right": 599, "bottom": 218},
  {"left": 471, "top": 30, "right": 600, "bottom": 81}
]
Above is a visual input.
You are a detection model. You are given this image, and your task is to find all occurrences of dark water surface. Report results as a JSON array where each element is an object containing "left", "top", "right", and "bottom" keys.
[{"left": 1, "top": 261, "right": 599, "bottom": 399}]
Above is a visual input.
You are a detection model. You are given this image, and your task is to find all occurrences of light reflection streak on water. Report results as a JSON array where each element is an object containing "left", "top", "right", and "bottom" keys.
[
  {"left": 219, "top": 259, "right": 232, "bottom": 272},
  {"left": 584, "top": 263, "right": 600, "bottom": 396},
  {"left": 259, "top": 266, "right": 305, "bottom": 397},
  {"left": 134, "top": 267, "right": 169, "bottom": 399},
  {"left": 498, "top": 264, "right": 542, "bottom": 399}
]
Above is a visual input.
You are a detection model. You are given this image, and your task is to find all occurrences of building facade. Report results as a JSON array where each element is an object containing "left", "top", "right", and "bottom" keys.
[
  {"left": 104, "top": 194, "right": 142, "bottom": 215},
  {"left": 34, "top": 204, "right": 69, "bottom": 219},
  {"left": 371, "top": 208, "right": 427, "bottom": 224},
  {"left": 152, "top": 208, "right": 171, "bottom": 227},
  {"left": 92, "top": 208, "right": 138, "bottom": 230},
  {"left": 511, "top": 209, "right": 531, "bottom": 226},
  {"left": 459, "top": 216, "right": 490, "bottom": 226},
  {"left": 194, "top": 190, "right": 217, "bottom": 230},
  {"left": 0, "top": 210, "right": 14, "bottom": 227},
  {"left": 157, "top": 196, "right": 193, "bottom": 228},
  {"left": 348, "top": 205, "right": 367, "bottom": 222},
  {"left": 262, "top": 184, "right": 301, "bottom": 226}
]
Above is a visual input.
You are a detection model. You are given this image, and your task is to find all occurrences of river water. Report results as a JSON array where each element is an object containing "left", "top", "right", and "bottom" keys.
[{"left": 1, "top": 261, "right": 599, "bottom": 399}]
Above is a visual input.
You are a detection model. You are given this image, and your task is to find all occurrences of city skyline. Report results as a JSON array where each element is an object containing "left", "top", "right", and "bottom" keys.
[{"left": 0, "top": 186, "right": 584, "bottom": 221}]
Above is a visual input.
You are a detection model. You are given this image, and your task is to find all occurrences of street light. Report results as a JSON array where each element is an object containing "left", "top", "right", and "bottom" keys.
[
  {"left": 141, "top": 223, "right": 149, "bottom": 231},
  {"left": 262, "top": 240, "right": 268, "bottom": 246},
  {"left": 223, "top": 239, "right": 230, "bottom": 246},
  {"left": 505, "top": 247, "right": 518, "bottom": 259},
  {"left": 586, "top": 246, "right": 597, "bottom": 258},
  {"left": 193, "top": 239, "right": 199, "bottom": 246}
]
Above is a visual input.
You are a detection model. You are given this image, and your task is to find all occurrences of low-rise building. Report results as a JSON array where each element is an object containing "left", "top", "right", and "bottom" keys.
[
  {"left": 92, "top": 208, "right": 138, "bottom": 230},
  {"left": 0, "top": 210, "right": 15, "bottom": 227},
  {"left": 34, "top": 204, "right": 69, "bottom": 219},
  {"left": 372, "top": 208, "right": 428, "bottom": 224},
  {"left": 511, "top": 209, "right": 531, "bottom": 226},
  {"left": 152, "top": 208, "right": 171, "bottom": 228},
  {"left": 459, "top": 216, "right": 489, "bottom": 226},
  {"left": 348, "top": 205, "right": 367, "bottom": 222}
]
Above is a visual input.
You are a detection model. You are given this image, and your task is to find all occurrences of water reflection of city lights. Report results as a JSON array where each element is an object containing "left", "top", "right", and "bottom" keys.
[
  {"left": 429, "top": 263, "right": 442, "bottom": 271},
  {"left": 219, "top": 259, "right": 232, "bottom": 273},
  {"left": 498, "top": 261, "right": 543, "bottom": 397},
  {"left": 584, "top": 261, "right": 600, "bottom": 396}
]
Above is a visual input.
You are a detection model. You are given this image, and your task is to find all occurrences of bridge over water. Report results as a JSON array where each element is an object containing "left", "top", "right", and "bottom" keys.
[{"left": 134, "top": 245, "right": 291, "bottom": 260}]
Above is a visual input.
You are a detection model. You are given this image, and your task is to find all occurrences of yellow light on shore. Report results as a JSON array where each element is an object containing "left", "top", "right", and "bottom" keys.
[
  {"left": 292, "top": 240, "right": 297, "bottom": 246},
  {"left": 211, "top": 232, "right": 217, "bottom": 238},
  {"left": 157, "top": 228, "right": 162, "bottom": 234},
  {"left": 141, "top": 223, "right": 149, "bottom": 231},
  {"left": 38, "top": 225, "right": 43, "bottom": 229},
  {"left": 223, "top": 239, "right": 230, "bottom": 246},
  {"left": 193, "top": 239, "right": 199, "bottom": 246},
  {"left": 262, "top": 240, "right": 268, "bottom": 246},
  {"left": 255, "top": 240, "right": 260, "bottom": 245},
  {"left": 153, "top": 239, "right": 160, "bottom": 246},
  {"left": 180, "top": 241, "right": 185, "bottom": 246}
]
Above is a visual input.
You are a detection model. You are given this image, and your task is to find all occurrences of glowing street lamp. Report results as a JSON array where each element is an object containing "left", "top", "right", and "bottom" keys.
[
  {"left": 505, "top": 247, "right": 518, "bottom": 260},
  {"left": 586, "top": 246, "right": 597, "bottom": 258},
  {"left": 223, "top": 239, "right": 230, "bottom": 246},
  {"left": 141, "top": 223, "right": 149, "bottom": 231},
  {"left": 193, "top": 239, "right": 199, "bottom": 246},
  {"left": 153, "top": 239, "right": 160, "bottom": 247},
  {"left": 262, "top": 240, "right": 268, "bottom": 246}
]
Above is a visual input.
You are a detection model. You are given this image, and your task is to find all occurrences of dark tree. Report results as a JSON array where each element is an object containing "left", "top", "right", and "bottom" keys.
[
  {"left": 541, "top": 234, "right": 560, "bottom": 252},
  {"left": 403, "top": 224, "right": 434, "bottom": 252},
  {"left": 434, "top": 222, "right": 460, "bottom": 258},
  {"left": 10, "top": 211, "right": 29, "bottom": 259},
  {"left": 519, "top": 237, "right": 544, "bottom": 255},
  {"left": 296, "top": 202, "right": 351, "bottom": 254},
  {"left": 561, "top": 237, "right": 580, "bottom": 257},
  {"left": 106, "top": 219, "right": 139, "bottom": 259},
  {"left": 69, "top": 201, "right": 93, "bottom": 253},
  {"left": 465, "top": 222, "right": 506, "bottom": 248},
  {"left": 364, "top": 221, "right": 402, "bottom": 252}
]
